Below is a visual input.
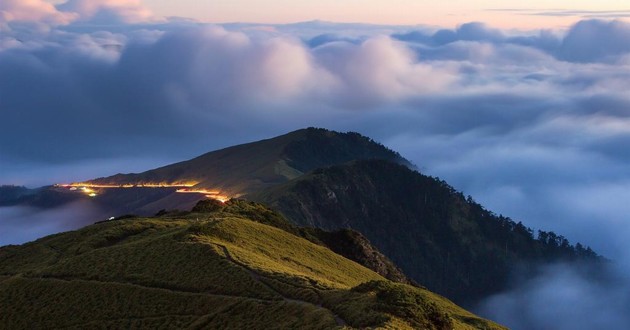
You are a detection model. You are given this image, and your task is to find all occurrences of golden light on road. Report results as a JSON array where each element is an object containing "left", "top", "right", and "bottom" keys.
[
  {"left": 176, "top": 188, "right": 229, "bottom": 203},
  {"left": 58, "top": 182, "right": 199, "bottom": 189},
  {"left": 55, "top": 181, "right": 229, "bottom": 202}
]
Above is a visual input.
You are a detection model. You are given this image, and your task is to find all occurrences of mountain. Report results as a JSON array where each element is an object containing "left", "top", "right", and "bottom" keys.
[
  {"left": 251, "top": 159, "right": 601, "bottom": 305},
  {"left": 1, "top": 128, "right": 410, "bottom": 216},
  {"left": 87, "top": 127, "right": 411, "bottom": 196},
  {"left": 1, "top": 128, "right": 602, "bottom": 308},
  {"left": 0, "top": 200, "right": 504, "bottom": 330}
]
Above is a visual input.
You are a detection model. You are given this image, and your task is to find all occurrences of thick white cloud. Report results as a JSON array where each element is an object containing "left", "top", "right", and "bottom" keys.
[{"left": 313, "top": 36, "right": 457, "bottom": 108}]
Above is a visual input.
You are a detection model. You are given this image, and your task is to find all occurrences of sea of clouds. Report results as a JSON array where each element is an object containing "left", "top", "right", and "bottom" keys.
[{"left": 2, "top": 1, "right": 630, "bottom": 328}]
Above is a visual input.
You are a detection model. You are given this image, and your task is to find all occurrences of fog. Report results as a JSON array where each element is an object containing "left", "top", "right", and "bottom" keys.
[
  {"left": 0, "top": 203, "right": 101, "bottom": 246},
  {"left": 477, "top": 262, "right": 630, "bottom": 329}
]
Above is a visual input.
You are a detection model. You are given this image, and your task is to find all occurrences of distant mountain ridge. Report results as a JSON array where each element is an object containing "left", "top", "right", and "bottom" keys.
[
  {"left": 1, "top": 128, "right": 411, "bottom": 216},
  {"left": 87, "top": 128, "right": 412, "bottom": 197}
]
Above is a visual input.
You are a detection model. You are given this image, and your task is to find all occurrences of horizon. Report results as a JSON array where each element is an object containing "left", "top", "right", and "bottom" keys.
[
  {"left": 144, "top": 0, "right": 630, "bottom": 29},
  {"left": 3, "top": 1, "right": 630, "bottom": 328}
]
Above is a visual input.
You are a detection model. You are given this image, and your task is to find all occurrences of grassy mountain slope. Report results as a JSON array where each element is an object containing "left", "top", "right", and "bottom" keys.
[
  {"left": 88, "top": 128, "right": 411, "bottom": 196},
  {"left": 191, "top": 199, "right": 413, "bottom": 285},
  {"left": 252, "top": 159, "right": 601, "bottom": 305},
  {"left": 0, "top": 200, "right": 504, "bottom": 330}
]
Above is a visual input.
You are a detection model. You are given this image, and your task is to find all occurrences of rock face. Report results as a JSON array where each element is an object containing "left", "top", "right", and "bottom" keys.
[
  {"left": 253, "top": 159, "right": 601, "bottom": 305},
  {"left": 310, "top": 228, "right": 415, "bottom": 285}
]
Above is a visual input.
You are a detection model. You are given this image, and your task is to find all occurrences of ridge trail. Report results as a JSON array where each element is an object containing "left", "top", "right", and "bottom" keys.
[{"left": 214, "top": 243, "right": 348, "bottom": 327}]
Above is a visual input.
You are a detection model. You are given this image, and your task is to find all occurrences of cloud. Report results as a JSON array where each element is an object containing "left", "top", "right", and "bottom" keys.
[
  {"left": 0, "top": 0, "right": 76, "bottom": 26},
  {"left": 394, "top": 22, "right": 505, "bottom": 47},
  {"left": 490, "top": 8, "right": 630, "bottom": 19},
  {"left": 0, "top": 0, "right": 155, "bottom": 32},
  {"left": 558, "top": 20, "right": 630, "bottom": 63},
  {"left": 0, "top": 203, "right": 101, "bottom": 246},
  {"left": 395, "top": 19, "right": 630, "bottom": 64},
  {"left": 57, "top": 0, "right": 154, "bottom": 24},
  {"left": 0, "top": 25, "right": 460, "bottom": 165},
  {"left": 312, "top": 36, "right": 457, "bottom": 108},
  {"left": 477, "top": 262, "right": 630, "bottom": 330}
]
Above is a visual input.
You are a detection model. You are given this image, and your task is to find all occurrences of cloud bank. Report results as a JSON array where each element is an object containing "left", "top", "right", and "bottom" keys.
[
  {"left": 3, "top": 3, "right": 630, "bottom": 327},
  {"left": 477, "top": 262, "right": 630, "bottom": 330},
  {"left": 0, "top": 203, "right": 101, "bottom": 246}
]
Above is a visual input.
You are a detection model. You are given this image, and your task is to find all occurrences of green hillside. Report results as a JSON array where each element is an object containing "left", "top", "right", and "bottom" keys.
[
  {"left": 253, "top": 159, "right": 601, "bottom": 305},
  {"left": 0, "top": 200, "right": 504, "bottom": 330}
]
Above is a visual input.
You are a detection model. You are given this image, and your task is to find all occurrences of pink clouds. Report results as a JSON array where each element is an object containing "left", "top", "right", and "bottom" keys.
[
  {"left": 0, "top": 0, "right": 77, "bottom": 26},
  {"left": 0, "top": 0, "right": 154, "bottom": 29}
]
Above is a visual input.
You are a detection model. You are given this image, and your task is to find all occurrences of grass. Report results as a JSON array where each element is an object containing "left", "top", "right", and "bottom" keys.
[
  {"left": 321, "top": 280, "right": 506, "bottom": 330},
  {"left": 0, "top": 200, "right": 506, "bottom": 329},
  {"left": 190, "top": 216, "right": 384, "bottom": 289},
  {"left": 0, "top": 277, "right": 336, "bottom": 329}
]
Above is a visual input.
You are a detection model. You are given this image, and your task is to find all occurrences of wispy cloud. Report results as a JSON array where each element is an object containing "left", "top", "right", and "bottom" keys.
[{"left": 488, "top": 8, "right": 630, "bottom": 19}]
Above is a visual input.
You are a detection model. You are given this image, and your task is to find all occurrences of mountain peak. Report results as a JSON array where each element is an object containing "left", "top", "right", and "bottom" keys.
[{"left": 87, "top": 127, "right": 411, "bottom": 197}]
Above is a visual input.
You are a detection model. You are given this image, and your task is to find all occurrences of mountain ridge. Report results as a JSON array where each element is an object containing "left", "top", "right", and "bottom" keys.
[
  {"left": 87, "top": 127, "right": 412, "bottom": 197},
  {"left": 1, "top": 128, "right": 411, "bottom": 216},
  {"left": 251, "top": 158, "right": 602, "bottom": 305}
]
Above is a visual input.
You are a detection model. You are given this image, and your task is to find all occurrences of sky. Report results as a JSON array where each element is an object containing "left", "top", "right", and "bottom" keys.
[
  {"left": 143, "top": 0, "right": 630, "bottom": 29},
  {"left": 3, "top": 0, "right": 630, "bottom": 328}
]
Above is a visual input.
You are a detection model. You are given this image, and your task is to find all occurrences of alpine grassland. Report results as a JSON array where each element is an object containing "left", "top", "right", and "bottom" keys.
[{"left": 0, "top": 200, "right": 505, "bottom": 329}]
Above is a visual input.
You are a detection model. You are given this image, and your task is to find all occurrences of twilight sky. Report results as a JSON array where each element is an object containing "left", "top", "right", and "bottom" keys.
[{"left": 3, "top": 1, "right": 630, "bottom": 328}]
